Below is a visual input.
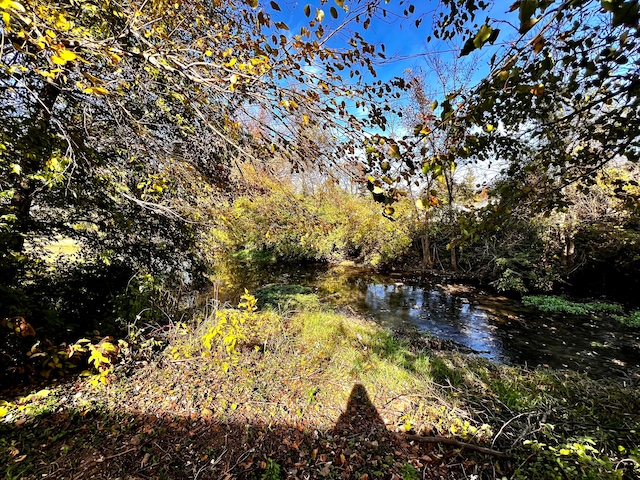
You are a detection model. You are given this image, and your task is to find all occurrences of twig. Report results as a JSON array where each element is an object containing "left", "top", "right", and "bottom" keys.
[
  {"left": 194, "top": 448, "right": 227, "bottom": 480},
  {"left": 103, "top": 447, "right": 139, "bottom": 460},
  {"left": 491, "top": 412, "right": 532, "bottom": 448},
  {"left": 404, "top": 434, "right": 513, "bottom": 459}
]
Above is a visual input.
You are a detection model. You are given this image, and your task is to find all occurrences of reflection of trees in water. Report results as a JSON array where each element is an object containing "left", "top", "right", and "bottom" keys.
[{"left": 210, "top": 262, "right": 640, "bottom": 377}]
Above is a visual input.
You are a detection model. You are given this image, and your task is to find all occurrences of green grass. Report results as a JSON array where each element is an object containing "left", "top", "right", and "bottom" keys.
[
  {"left": 254, "top": 284, "right": 321, "bottom": 312},
  {"left": 2, "top": 290, "right": 639, "bottom": 479},
  {"left": 522, "top": 295, "right": 624, "bottom": 315},
  {"left": 613, "top": 310, "right": 640, "bottom": 328}
]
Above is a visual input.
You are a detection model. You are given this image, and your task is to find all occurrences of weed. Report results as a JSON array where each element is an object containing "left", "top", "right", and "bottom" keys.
[
  {"left": 261, "top": 458, "right": 282, "bottom": 480},
  {"left": 612, "top": 310, "right": 640, "bottom": 328},
  {"left": 400, "top": 462, "right": 419, "bottom": 480},
  {"left": 522, "top": 295, "right": 624, "bottom": 316}
]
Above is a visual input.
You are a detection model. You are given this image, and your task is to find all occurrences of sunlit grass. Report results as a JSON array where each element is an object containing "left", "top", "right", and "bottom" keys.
[{"left": 2, "top": 289, "right": 638, "bottom": 479}]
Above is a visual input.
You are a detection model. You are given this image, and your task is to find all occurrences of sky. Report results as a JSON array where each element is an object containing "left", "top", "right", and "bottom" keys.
[
  {"left": 265, "top": 0, "right": 519, "bottom": 88},
  {"left": 263, "top": 0, "right": 522, "bottom": 184}
]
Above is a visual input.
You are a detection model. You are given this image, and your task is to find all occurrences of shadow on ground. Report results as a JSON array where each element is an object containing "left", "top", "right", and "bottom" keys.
[{"left": 1, "top": 383, "right": 505, "bottom": 479}]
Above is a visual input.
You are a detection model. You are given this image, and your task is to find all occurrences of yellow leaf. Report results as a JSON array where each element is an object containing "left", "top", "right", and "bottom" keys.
[
  {"left": 530, "top": 83, "right": 545, "bottom": 95},
  {"left": 85, "top": 86, "right": 110, "bottom": 95},
  {"left": 51, "top": 55, "right": 66, "bottom": 65},
  {"left": 58, "top": 49, "right": 77, "bottom": 61},
  {"left": 0, "top": 0, "right": 25, "bottom": 12}
]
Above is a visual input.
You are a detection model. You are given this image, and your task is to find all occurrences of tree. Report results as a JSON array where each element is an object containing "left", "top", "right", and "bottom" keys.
[
  {"left": 0, "top": 0, "right": 415, "bottom": 286},
  {"left": 444, "top": 0, "right": 639, "bottom": 202}
]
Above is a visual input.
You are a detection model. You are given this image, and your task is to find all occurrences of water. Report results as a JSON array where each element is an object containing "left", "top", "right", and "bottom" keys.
[{"left": 213, "top": 262, "right": 640, "bottom": 379}]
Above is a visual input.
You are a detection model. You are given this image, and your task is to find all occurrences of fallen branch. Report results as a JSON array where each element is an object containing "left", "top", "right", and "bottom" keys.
[{"left": 404, "top": 434, "right": 513, "bottom": 459}]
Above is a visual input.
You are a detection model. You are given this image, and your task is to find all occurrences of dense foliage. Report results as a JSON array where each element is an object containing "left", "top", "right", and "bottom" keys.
[{"left": 205, "top": 168, "right": 416, "bottom": 267}]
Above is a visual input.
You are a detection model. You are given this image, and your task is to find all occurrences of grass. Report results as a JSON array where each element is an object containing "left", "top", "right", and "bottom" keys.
[
  {"left": 1, "top": 288, "right": 639, "bottom": 479},
  {"left": 522, "top": 295, "right": 624, "bottom": 316},
  {"left": 522, "top": 295, "right": 640, "bottom": 329}
]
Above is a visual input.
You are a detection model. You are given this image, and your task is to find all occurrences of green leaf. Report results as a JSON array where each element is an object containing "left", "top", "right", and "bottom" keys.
[
  {"left": 460, "top": 38, "right": 475, "bottom": 56},
  {"left": 519, "top": 0, "right": 538, "bottom": 23},
  {"left": 473, "top": 24, "right": 493, "bottom": 49}
]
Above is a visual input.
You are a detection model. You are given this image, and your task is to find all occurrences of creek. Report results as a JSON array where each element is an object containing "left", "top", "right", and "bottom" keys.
[{"left": 213, "top": 261, "right": 640, "bottom": 379}]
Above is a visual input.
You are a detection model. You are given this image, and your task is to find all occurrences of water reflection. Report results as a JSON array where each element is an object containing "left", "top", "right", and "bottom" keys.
[
  {"left": 211, "top": 262, "right": 640, "bottom": 379},
  {"left": 353, "top": 278, "right": 640, "bottom": 378}
]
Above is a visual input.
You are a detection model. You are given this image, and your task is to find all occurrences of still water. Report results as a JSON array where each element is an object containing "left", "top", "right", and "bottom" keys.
[{"left": 214, "top": 262, "right": 640, "bottom": 379}]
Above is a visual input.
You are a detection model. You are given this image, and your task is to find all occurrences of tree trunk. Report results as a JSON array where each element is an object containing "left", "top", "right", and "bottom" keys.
[
  {"left": 421, "top": 211, "right": 433, "bottom": 267},
  {"left": 4, "top": 82, "right": 60, "bottom": 282},
  {"left": 450, "top": 244, "right": 458, "bottom": 271}
]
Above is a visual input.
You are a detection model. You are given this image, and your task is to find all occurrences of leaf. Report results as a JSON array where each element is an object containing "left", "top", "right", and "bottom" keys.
[
  {"left": 51, "top": 55, "right": 66, "bottom": 65},
  {"left": 315, "top": 8, "right": 324, "bottom": 22},
  {"left": 303, "top": 4, "right": 310, "bottom": 16},
  {"left": 530, "top": 83, "right": 545, "bottom": 95},
  {"left": 0, "top": 0, "right": 25, "bottom": 12},
  {"left": 248, "top": 0, "right": 258, "bottom": 7},
  {"left": 57, "top": 49, "right": 78, "bottom": 62},
  {"left": 334, "top": 0, "right": 344, "bottom": 7},
  {"left": 388, "top": 144, "right": 401, "bottom": 159},
  {"left": 532, "top": 35, "right": 545, "bottom": 54},
  {"left": 473, "top": 24, "right": 493, "bottom": 49},
  {"left": 460, "top": 38, "right": 475, "bottom": 56},
  {"left": 330, "top": 6, "right": 338, "bottom": 18},
  {"left": 85, "top": 86, "right": 109, "bottom": 95},
  {"left": 270, "top": 1, "right": 280, "bottom": 11},
  {"left": 519, "top": 0, "right": 538, "bottom": 23}
]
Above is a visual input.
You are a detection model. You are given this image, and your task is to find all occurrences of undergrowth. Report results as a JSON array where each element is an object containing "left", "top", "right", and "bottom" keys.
[
  {"left": 522, "top": 295, "right": 640, "bottom": 329},
  {"left": 1, "top": 287, "right": 639, "bottom": 479},
  {"left": 522, "top": 295, "right": 624, "bottom": 315}
]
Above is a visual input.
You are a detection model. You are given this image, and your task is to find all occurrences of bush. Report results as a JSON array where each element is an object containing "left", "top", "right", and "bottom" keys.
[{"left": 205, "top": 181, "right": 415, "bottom": 268}]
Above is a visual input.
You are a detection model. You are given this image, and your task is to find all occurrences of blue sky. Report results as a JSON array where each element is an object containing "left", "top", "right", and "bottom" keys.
[
  {"left": 265, "top": 0, "right": 519, "bottom": 91},
  {"left": 261, "top": 0, "right": 521, "bottom": 183}
]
